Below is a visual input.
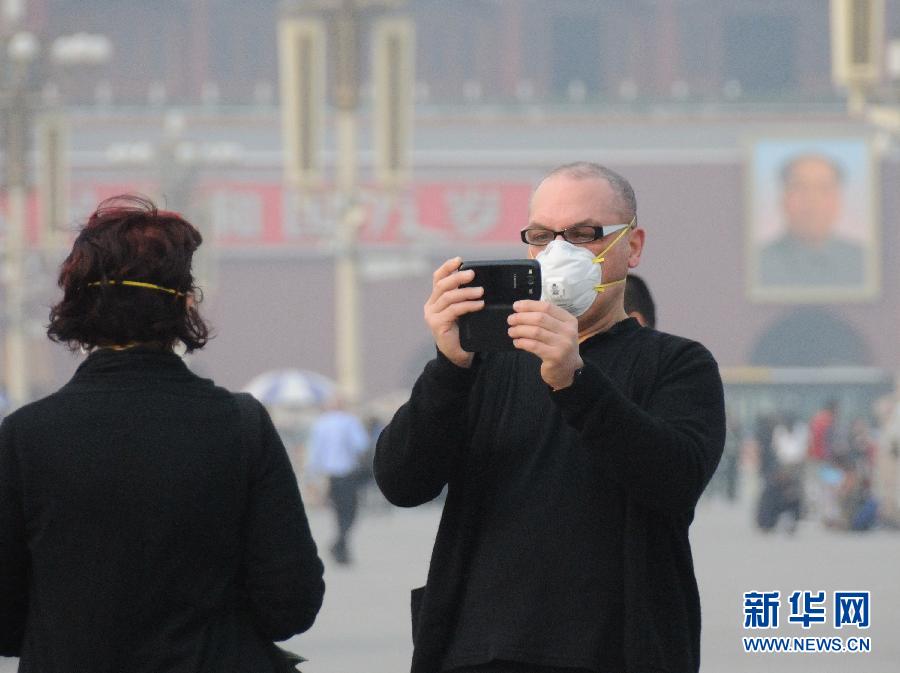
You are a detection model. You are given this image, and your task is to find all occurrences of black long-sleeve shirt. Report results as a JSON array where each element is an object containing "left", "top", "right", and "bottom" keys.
[
  {"left": 375, "top": 318, "right": 725, "bottom": 673},
  {"left": 0, "top": 347, "right": 324, "bottom": 672}
]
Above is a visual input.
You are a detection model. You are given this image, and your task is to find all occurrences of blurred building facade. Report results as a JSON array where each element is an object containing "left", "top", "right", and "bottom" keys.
[
  {"left": 15, "top": 111, "right": 900, "bottom": 403},
  {"left": 22, "top": 0, "right": 900, "bottom": 106},
  {"left": 4, "top": 1, "right": 900, "bottom": 404}
]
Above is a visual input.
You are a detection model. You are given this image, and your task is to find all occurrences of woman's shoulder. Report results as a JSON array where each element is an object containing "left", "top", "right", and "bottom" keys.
[{"left": 1, "top": 391, "right": 69, "bottom": 429}]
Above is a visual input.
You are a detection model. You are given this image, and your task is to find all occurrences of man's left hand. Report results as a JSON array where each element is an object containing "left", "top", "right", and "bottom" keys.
[{"left": 508, "top": 300, "right": 584, "bottom": 390}]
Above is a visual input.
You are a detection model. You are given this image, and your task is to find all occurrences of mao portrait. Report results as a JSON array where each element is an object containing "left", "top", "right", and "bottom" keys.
[{"left": 747, "top": 138, "right": 879, "bottom": 302}]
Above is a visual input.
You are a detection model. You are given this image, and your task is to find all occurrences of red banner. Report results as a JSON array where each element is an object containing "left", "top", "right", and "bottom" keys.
[
  {"left": 0, "top": 192, "right": 41, "bottom": 246},
  {"left": 40, "top": 180, "right": 537, "bottom": 249}
]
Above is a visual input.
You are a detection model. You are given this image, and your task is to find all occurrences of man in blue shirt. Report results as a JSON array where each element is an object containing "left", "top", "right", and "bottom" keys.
[{"left": 308, "top": 399, "right": 370, "bottom": 564}]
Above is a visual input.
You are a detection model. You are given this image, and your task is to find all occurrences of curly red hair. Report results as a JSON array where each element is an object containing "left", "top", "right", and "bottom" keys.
[{"left": 47, "top": 195, "right": 210, "bottom": 352}]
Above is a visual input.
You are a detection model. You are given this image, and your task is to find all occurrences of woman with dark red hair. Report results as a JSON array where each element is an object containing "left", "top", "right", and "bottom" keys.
[{"left": 0, "top": 196, "right": 324, "bottom": 672}]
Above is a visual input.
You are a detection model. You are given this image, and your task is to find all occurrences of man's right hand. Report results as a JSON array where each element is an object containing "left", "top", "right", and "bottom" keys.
[{"left": 424, "top": 257, "right": 484, "bottom": 368}]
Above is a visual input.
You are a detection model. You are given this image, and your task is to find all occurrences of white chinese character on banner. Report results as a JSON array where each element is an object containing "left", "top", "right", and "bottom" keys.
[
  {"left": 283, "top": 191, "right": 341, "bottom": 240},
  {"left": 210, "top": 190, "right": 263, "bottom": 240},
  {"left": 445, "top": 188, "right": 501, "bottom": 239}
]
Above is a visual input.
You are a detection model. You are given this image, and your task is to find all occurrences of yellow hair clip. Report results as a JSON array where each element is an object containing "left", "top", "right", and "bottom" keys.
[{"left": 88, "top": 280, "right": 185, "bottom": 297}]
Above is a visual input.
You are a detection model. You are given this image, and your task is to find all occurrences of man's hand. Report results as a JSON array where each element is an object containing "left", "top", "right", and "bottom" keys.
[
  {"left": 424, "top": 257, "right": 484, "bottom": 368},
  {"left": 508, "top": 300, "right": 584, "bottom": 390}
]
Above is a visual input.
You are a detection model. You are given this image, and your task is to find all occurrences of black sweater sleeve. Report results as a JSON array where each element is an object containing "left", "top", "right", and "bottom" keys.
[
  {"left": 552, "top": 339, "right": 725, "bottom": 513},
  {"left": 374, "top": 351, "right": 479, "bottom": 507},
  {"left": 241, "top": 399, "right": 325, "bottom": 641},
  {"left": 0, "top": 420, "right": 26, "bottom": 656}
]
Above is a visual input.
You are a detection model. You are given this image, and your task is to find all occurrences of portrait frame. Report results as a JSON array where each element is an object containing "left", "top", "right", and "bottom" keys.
[{"left": 744, "top": 134, "right": 880, "bottom": 303}]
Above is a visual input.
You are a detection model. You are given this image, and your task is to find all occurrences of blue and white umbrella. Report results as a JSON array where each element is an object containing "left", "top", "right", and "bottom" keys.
[{"left": 243, "top": 369, "right": 336, "bottom": 408}]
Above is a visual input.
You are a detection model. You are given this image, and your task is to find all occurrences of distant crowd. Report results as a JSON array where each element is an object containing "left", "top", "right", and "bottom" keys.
[{"left": 747, "top": 398, "right": 900, "bottom": 534}]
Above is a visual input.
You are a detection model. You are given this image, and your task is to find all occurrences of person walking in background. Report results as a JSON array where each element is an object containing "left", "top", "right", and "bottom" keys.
[
  {"left": 876, "top": 396, "right": 900, "bottom": 527},
  {"left": 709, "top": 409, "right": 742, "bottom": 503},
  {"left": 807, "top": 398, "right": 840, "bottom": 520},
  {"left": 755, "top": 412, "right": 779, "bottom": 484},
  {"left": 308, "top": 397, "right": 370, "bottom": 565},
  {"left": 0, "top": 196, "right": 324, "bottom": 672},
  {"left": 809, "top": 398, "right": 839, "bottom": 463},
  {"left": 623, "top": 273, "right": 656, "bottom": 328},
  {"left": 769, "top": 413, "right": 808, "bottom": 533},
  {"left": 847, "top": 416, "right": 877, "bottom": 476},
  {"left": 755, "top": 412, "right": 788, "bottom": 532},
  {"left": 822, "top": 454, "right": 879, "bottom": 532}
]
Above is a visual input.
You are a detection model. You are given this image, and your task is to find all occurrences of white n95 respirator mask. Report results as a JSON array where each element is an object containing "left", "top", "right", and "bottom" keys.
[
  {"left": 536, "top": 241, "right": 603, "bottom": 316},
  {"left": 535, "top": 222, "right": 633, "bottom": 317}
]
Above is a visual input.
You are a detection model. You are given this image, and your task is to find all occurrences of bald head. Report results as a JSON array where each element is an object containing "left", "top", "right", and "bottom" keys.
[
  {"left": 537, "top": 162, "right": 637, "bottom": 224},
  {"left": 527, "top": 162, "right": 646, "bottom": 334}
]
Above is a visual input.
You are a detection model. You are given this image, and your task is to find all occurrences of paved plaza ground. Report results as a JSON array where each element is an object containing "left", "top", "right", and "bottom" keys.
[
  {"left": 3, "top": 483, "right": 898, "bottom": 673},
  {"left": 288, "top": 489, "right": 900, "bottom": 673}
]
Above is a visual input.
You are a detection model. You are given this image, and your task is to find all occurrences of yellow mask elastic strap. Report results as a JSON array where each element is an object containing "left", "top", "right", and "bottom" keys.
[
  {"left": 593, "top": 278, "right": 627, "bottom": 293},
  {"left": 88, "top": 280, "right": 185, "bottom": 297},
  {"left": 592, "top": 216, "right": 635, "bottom": 292},
  {"left": 592, "top": 216, "right": 636, "bottom": 265}
]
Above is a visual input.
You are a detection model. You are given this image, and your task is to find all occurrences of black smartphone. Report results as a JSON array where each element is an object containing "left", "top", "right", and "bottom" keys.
[{"left": 457, "top": 259, "right": 541, "bottom": 352}]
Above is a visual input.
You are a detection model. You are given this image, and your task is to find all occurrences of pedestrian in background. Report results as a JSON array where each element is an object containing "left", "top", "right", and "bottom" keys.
[
  {"left": 771, "top": 413, "right": 808, "bottom": 533},
  {"left": 709, "top": 409, "right": 742, "bottom": 503},
  {"left": 807, "top": 398, "right": 840, "bottom": 519},
  {"left": 809, "top": 398, "right": 839, "bottom": 462},
  {"left": 755, "top": 412, "right": 779, "bottom": 484},
  {"left": 876, "top": 396, "right": 900, "bottom": 526},
  {"left": 0, "top": 196, "right": 324, "bottom": 672},
  {"left": 307, "top": 396, "right": 370, "bottom": 565},
  {"left": 623, "top": 273, "right": 656, "bottom": 328}
]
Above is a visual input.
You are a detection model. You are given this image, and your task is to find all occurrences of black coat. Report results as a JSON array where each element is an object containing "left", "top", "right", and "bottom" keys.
[
  {"left": 0, "top": 347, "right": 324, "bottom": 672},
  {"left": 376, "top": 319, "right": 725, "bottom": 673}
]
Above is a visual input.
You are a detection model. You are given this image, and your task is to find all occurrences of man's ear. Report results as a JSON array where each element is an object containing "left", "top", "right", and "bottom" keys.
[{"left": 628, "top": 228, "right": 645, "bottom": 269}]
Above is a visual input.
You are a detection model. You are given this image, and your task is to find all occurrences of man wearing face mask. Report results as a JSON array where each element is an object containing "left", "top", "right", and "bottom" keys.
[{"left": 375, "top": 162, "right": 725, "bottom": 673}]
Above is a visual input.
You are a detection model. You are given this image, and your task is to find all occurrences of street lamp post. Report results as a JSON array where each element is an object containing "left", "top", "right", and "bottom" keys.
[
  {"left": 103, "top": 110, "right": 236, "bottom": 300},
  {"left": 1, "top": 27, "right": 111, "bottom": 410},
  {"left": 333, "top": 0, "right": 363, "bottom": 404},
  {"left": 279, "top": 0, "right": 412, "bottom": 404},
  {"left": 3, "top": 31, "right": 38, "bottom": 410},
  {"left": 830, "top": 0, "right": 885, "bottom": 114},
  {"left": 157, "top": 110, "right": 234, "bottom": 297}
]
